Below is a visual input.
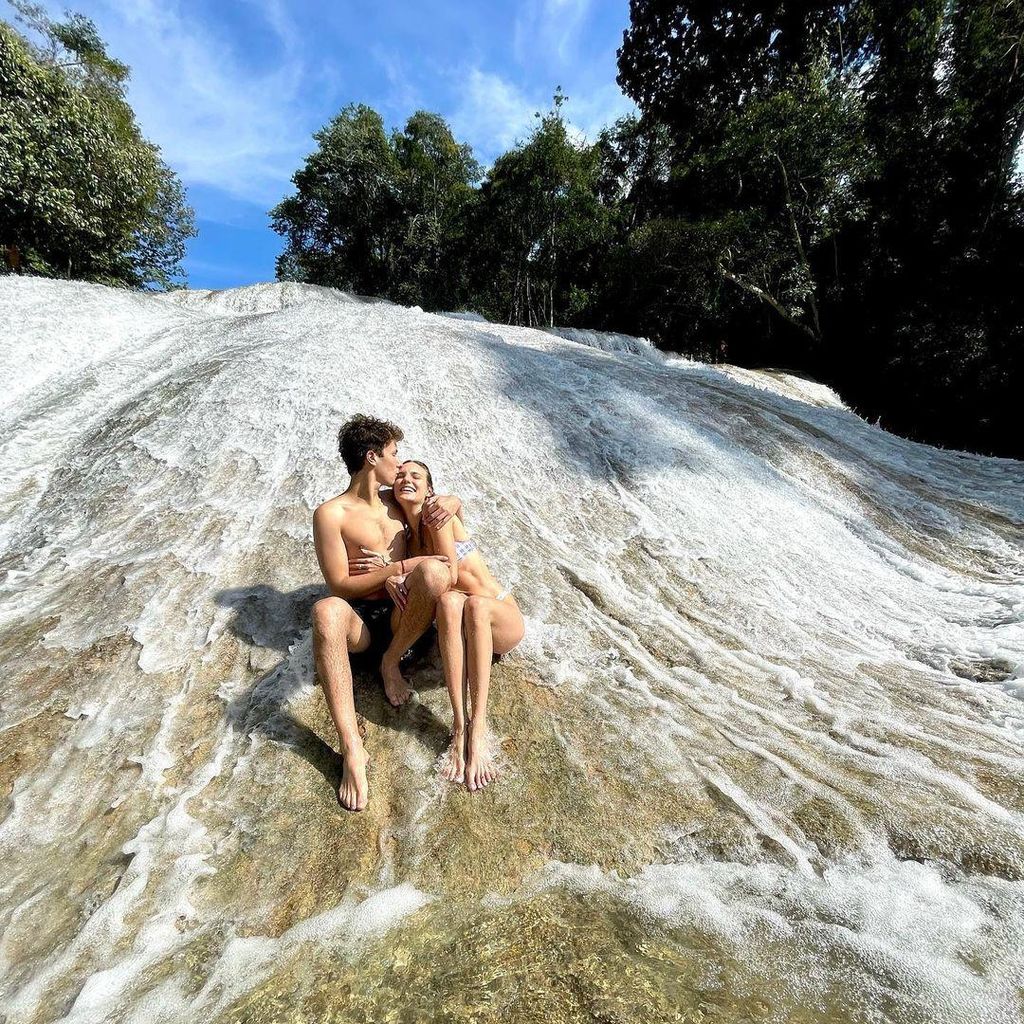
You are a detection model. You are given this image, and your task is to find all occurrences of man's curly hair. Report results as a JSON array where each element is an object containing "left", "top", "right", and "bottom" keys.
[{"left": 338, "top": 414, "right": 404, "bottom": 475}]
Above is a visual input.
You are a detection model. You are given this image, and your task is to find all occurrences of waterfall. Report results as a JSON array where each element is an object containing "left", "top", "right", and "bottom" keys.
[{"left": 2, "top": 277, "right": 1022, "bottom": 1023}]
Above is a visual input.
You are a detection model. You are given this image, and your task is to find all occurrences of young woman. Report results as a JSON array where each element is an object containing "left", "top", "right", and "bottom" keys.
[{"left": 354, "top": 460, "right": 524, "bottom": 791}]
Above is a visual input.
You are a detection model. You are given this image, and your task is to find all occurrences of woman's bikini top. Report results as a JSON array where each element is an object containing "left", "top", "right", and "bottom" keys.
[
  {"left": 410, "top": 526, "right": 507, "bottom": 601},
  {"left": 406, "top": 524, "right": 478, "bottom": 562},
  {"left": 454, "top": 538, "right": 477, "bottom": 561}
]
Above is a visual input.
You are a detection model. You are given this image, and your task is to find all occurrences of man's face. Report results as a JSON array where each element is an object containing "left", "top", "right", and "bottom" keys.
[{"left": 371, "top": 439, "right": 400, "bottom": 486}]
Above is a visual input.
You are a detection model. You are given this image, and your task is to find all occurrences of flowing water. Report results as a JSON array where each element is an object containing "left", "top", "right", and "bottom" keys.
[{"left": 1, "top": 277, "right": 1022, "bottom": 1024}]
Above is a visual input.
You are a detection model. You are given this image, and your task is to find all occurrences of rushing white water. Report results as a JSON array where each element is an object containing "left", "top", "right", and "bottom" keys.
[{"left": 1, "top": 277, "right": 1022, "bottom": 1024}]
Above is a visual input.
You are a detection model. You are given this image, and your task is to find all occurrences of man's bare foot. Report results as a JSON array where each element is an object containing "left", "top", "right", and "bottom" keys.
[
  {"left": 465, "top": 723, "right": 497, "bottom": 792},
  {"left": 442, "top": 727, "right": 466, "bottom": 782},
  {"left": 380, "top": 656, "right": 413, "bottom": 707},
  {"left": 338, "top": 746, "right": 369, "bottom": 811}
]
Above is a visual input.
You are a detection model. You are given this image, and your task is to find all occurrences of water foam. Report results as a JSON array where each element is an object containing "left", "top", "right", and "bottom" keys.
[{"left": 1, "top": 276, "right": 1022, "bottom": 1022}]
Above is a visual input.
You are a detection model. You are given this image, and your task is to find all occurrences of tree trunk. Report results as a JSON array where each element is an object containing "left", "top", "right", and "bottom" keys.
[{"left": 773, "top": 151, "right": 822, "bottom": 343}]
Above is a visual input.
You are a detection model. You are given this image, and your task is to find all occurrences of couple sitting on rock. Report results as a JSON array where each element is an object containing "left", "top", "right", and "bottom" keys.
[{"left": 312, "top": 414, "right": 524, "bottom": 811}]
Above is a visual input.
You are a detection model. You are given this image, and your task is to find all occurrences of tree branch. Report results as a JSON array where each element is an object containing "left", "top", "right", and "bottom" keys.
[{"left": 717, "top": 263, "right": 818, "bottom": 342}]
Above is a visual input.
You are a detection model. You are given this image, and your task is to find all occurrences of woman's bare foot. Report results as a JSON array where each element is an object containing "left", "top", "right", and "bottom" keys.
[
  {"left": 442, "top": 727, "right": 466, "bottom": 782},
  {"left": 380, "top": 656, "right": 413, "bottom": 706},
  {"left": 338, "top": 746, "right": 370, "bottom": 811},
  {"left": 465, "top": 722, "right": 497, "bottom": 792}
]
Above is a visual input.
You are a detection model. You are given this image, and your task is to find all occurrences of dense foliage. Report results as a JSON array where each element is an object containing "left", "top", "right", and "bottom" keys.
[
  {"left": 274, "top": 1, "right": 1023, "bottom": 456},
  {"left": 271, "top": 105, "right": 480, "bottom": 308},
  {"left": 0, "top": 6, "right": 194, "bottom": 288},
  {"left": 273, "top": 93, "right": 618, "bottom": 328},
  {"left": 616, "top": 1, "right": 1024, "bottom": 457}
]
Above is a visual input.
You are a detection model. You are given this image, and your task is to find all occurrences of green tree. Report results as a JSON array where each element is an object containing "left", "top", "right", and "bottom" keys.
[
  {"left": 271, "top": 104, "right": 403, "bottom": 294},
  {"left": 831, "top": 0, "right": 1024, "bottom": 453},
  {"left": 272, "top": 105, "right": 480, "bottom": 306},
  {"left": 391, "top": 111, "right": 480, "bottom": 306},
  {"left": 0, "top": 7, "right": 194, "bottom": 287},
  {"left": 595, "top": 113, "right": 673, "bottom": 229},
  {"left": 465, "top": 91, "right": 613, "bottom": 327},
  {"left": 618, "top": 0, "right": 1024, "bottom": 455},
  {"left": 708, "top": 66, "right": 871, "bottom": 346},
  {"left": 616, "top": 6, "right": 871, "bottom": 358}
]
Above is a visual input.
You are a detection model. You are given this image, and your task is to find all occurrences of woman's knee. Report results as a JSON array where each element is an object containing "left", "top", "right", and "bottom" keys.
[
  {"left": 312, "top": 596, "right": 351, "bottom": 636},
  {"left": 412, "top": 559, "right": 451, "bottom": 596},
  {"left": 463, "top": 595, "right": 491, "bottom": 630},
  {"left": 436, "top": 590, "right": 466, "bottom": 620}
]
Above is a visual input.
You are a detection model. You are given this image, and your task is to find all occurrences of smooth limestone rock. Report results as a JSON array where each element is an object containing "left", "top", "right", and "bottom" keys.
[{"left": 1, "top": 277, "right": 1022, "bottom": 1024}]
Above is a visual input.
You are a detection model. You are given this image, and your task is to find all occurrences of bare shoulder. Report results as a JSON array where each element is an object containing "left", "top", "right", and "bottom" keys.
[{"left": 313, "top": 495, "right": 349, "bottom": 528}]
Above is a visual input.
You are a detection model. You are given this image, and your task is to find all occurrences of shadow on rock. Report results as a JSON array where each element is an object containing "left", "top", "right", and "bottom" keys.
[{"left": 214, "top": 583, "right": 325, "bottom": 654}]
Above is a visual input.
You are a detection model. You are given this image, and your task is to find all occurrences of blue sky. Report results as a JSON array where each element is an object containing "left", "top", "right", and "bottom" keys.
[{"left": 11, "top": 1, "right": 636, "bottom": 289}]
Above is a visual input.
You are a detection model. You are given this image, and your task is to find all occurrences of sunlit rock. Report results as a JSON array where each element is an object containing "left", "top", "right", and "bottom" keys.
[{"left": 1, "top": 277, "right": 1022, "bottom": 1023}]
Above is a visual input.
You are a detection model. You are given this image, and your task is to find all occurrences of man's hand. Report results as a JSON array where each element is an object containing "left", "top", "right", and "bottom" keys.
[
  {"left": 385, "top": 572, "right": 409, "bottom": 611},
  {"left": 423, "top": 494, "right": 462, "bottom": 531}
]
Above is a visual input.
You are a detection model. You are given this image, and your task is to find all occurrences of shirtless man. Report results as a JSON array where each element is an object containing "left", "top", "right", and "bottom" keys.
[{"left": 311, "top": 414, "right": 459, "bottom": 811}]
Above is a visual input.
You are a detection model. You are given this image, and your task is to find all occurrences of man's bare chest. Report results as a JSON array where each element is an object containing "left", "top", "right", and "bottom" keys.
[{"left": 341, "top": 510, "right": 406, "bottom": 557}]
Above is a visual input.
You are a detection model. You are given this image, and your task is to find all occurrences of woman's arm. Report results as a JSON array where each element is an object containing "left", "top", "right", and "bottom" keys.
[{"left": 429, "top": 517, "right": 459, "bottom": 585}]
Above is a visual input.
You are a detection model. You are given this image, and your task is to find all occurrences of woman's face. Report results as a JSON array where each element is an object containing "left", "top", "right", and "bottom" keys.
[{"left": 394, "top": 462, "right": 431, "bottom": 506}]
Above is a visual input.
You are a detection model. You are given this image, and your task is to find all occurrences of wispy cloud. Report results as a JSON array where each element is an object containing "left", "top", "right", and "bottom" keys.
[
  {"left": 8, "top": 0, "right": 633, "bottom": 203},
  {"left": 449, "top": 69, "right": 541, "bottom": 160},
  {"left": 18, "top": 0, "right": 325, "bottom": 208},
  {"left": 4, "top": 0, "right": 635, "bottom": 287},
  {"left": 514, "top": 0, "right": 594, "bottom": 67},
  {"left": 564, "top": 81, "right": 636, "bottom": 138},
  {"left": 450, "top": 66, "right": 635, "bottom": 166},
  {"left": 120, "top": 0, "right": 319, "bottom": 206},
  {"left": 373, "top": 48, "right": 423, "bottom": 124}
]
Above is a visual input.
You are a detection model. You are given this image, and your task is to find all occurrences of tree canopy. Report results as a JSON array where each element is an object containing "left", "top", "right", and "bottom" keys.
[
  {"left": 271, "top": 105, "right": 480, "bottom": 306},
  {"left": 0, "top": 5, "right": 194, "bottom": 288},
  {"left": 273, "top": 1, "right": 1023, "bottom": 457},
  {"left": 615, "top": 0, "right": 1024, "bottom": 455}
]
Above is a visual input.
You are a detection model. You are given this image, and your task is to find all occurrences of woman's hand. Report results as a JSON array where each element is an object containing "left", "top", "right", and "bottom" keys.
[
  {"left": 385, "top": 572, "right": 409, "bottom": 611},
  {"left": 348, "top": 547, "right": 391, "bottom": 576}
]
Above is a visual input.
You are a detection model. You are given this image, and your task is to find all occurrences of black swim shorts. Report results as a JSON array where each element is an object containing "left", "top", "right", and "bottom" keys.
[
  {"left": 349, "top": 598, "right": 437, "bottom": 670},
  {"left": 351, "top": 598, "right": 393, "bottom": 662}
]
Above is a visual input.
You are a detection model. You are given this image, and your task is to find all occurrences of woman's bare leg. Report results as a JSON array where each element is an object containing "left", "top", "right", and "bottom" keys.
[
  {"left": 381, "top": 560, "right": 451, "bottom": 706},
  {"left": 435, "top": 590, "right": 468, "bottom": 781},
  {"left": 462, "top": 596, "right": 525, "bottom": 792}
]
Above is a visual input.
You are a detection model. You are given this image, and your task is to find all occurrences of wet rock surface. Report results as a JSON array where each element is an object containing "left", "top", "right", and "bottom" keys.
[{"left": 1, "top": 278, "right": 1022, "bottom": 1023}]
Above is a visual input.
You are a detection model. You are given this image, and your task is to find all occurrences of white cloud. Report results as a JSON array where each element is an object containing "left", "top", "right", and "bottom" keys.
[
  {"left": 8, "top": 0, "right": 636, "bottom": 209},
  {"left": 514, "top": 0, "right": 594, "bottom": 66},
  {"left": 565, "top": 80, "right": 637, "bottom": 138},
  {"left": 449, "top": 69, "right": 539, "bottom": 159},
  {"left": 373, "top": 48, "right": 423, "bottom": 124},
  {"left": 449, "top": 67, "right": 635, "bottom": 165},
  {"left": 24, "top": 0, "right": 324, "bottom": 209}
]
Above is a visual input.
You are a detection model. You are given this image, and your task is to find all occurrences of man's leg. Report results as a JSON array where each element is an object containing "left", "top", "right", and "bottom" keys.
[
  {"left": 312, "top": 596, "right": 371, "bottom": 810},
  {"left": 380, "top": 560, "right": 451, "bottom": 706}
]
